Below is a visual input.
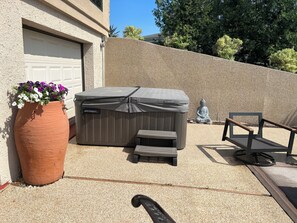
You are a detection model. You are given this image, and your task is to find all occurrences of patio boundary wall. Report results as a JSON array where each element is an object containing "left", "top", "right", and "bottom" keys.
[{"left": 105, "top": 38, "right": 297, "bottom": 126}]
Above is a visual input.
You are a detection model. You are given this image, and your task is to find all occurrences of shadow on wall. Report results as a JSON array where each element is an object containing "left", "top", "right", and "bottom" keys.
[{"left": 0, "top": 91, "right": 21, "bottom": 182}]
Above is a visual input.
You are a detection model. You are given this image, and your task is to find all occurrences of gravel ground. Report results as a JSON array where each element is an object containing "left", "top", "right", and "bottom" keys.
[{"left": 0, "top": 124, "right": 294, "bottom": 222}]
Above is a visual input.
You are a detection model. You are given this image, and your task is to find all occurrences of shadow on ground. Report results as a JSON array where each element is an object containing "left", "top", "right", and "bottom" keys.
[
  {"left": 122, "top": 147, "right": 176, "bottom": 166},
  {"left": 280, "top": 186, "right": 297, "bottom": 208},
  {"left": 268, "top": 153, "right": 297, "bottom": 165},
  {"left": 197, "top": 144, "right": 243, "bottom": 166}
]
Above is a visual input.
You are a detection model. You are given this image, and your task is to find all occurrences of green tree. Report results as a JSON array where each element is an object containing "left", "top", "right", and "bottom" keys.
[
  {"left": 153, "top": 0, "right": 297, "bottom": 66},
  {"left": 164, "top": 33, "right": 190, "bottom": 49},
  {"left": 154, "top": 0, "right": 219, "bottom": 53},
  {"left": 269, "top": 48, "right": 297, "bottom": 73},
  {"left": 109, "top": 25, "right": 119, "bottom": 37},
  {"left": 123, "top": 26, "right": 144, "bottom": 40},
  {"left": 214, "top": 35, "right": 243, "bottom": 60},
  {"left": 218, "top": 0, "right": 297, "bottom": 65}
]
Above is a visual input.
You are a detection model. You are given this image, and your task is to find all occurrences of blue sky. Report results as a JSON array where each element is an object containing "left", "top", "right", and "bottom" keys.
[{"left": 110, "top": 0, "right": 160, "bottom": 37}]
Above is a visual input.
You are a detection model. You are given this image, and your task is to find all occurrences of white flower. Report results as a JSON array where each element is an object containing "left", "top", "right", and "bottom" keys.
[
  {"left": 45, "top": 91, "right": 49, "bottom": 96},
  {"left": 18, "top": 93, "right": 25, "bottom": 99},
  {"left": 35, "top": 98, "right": 40, "bottom": 102},
  {"left": 12, "top": 101, "right": 17, "bottom": 106},
  {"left": 23, "top": 95, "right": 29, "bottom": 102},
  {"left": 37, "top": 92, "right": 43, "bottom": 98},
  {"left": 33, "top": 88, "right": 39, "bottom": 93},
  {"left": 17, "top": 103, "right": 24, "bottom": 109}
]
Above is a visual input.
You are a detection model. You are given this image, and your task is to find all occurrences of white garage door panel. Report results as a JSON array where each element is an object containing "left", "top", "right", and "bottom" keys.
[
  {"left": 48, "top": 67, "right": 62, "bottom": 82},
  {"left": 74, "top": 67, "right": 81, "bottom": 79},
  {"left": 23, "top": 29, "right": 83, "bottom": 117},
  {"left": 63, "top": 67, "right": 73, "bottom": 80}
]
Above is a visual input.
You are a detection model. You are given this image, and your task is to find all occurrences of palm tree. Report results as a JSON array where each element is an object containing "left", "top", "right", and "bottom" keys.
[
  {"left": 109, "top": 25, "right": 119, "bottom": 37},
  {"left": 123, "top": 26, "right": 144, "bottom": 40}
]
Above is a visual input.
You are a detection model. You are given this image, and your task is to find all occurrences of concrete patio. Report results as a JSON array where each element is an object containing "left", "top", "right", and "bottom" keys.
[{"left": 1, "top": 124, "right": 296, "bottom": 222}]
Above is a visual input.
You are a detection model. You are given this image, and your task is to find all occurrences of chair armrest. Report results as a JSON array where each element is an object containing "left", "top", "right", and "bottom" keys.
[
  {"left": 226, "top": 118, "right": 254, "bottom": 132},
  {"left": 262, "top": 118, "right": 297, "bottom": 133},
  {"left": 131, "top": 195, "right": 176, "bottom": 223},
  {"left": 222, "top": 118, "right": 254, "bottom": 148}
]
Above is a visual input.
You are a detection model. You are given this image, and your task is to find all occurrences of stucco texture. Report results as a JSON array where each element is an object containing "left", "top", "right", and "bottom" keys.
[
  {"left": 105, "top": 38, "right": 297, "bottom": 126},
  {"left": 0, "top": 0, "right": 107, "bottom": 183}
]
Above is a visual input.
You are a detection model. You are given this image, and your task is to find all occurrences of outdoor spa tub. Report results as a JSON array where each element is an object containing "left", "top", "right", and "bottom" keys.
[{"left": 74, "top": 87, "right": 189, "bottom": 149}]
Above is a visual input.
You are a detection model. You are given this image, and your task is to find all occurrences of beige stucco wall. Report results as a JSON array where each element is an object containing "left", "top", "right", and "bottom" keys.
[
  {"left": 105, "top": 38, "right": 297, "bottom": 126},
  {"left": 41, "top": 0, "right": 109, "bottom": 36},
  {"left": 0, "top": 0, "right": 108, "bottom": 184}
]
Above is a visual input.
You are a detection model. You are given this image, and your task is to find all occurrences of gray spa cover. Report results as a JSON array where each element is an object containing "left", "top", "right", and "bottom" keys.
[{"left": 75, "top": 87, "right": 189, "bottom": 113}]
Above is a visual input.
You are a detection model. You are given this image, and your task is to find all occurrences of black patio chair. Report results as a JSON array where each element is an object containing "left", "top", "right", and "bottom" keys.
[
  {"left": 131, "top": 194, "right": 176, "bottom": 223},
  {"left": 222, "top": 112, "right": 297, "bottom": 166}
]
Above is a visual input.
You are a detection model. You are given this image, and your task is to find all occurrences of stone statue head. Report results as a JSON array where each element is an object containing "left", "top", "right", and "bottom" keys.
[{"left": 200, "top": 99, "right": 206, "bottom": 106}]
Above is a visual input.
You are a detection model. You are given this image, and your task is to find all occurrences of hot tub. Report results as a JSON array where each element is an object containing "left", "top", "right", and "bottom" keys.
[{"left": 74, "top": 87, "right": 189, "bottom": 149}]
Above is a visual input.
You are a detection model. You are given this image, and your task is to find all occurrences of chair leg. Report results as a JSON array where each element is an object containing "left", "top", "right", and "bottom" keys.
[
  {"left": 285, "top": 154, "right": 297, "bottom": 165},
  {"left": 234, "top": 149, "right": 275, "bottom": 166}
]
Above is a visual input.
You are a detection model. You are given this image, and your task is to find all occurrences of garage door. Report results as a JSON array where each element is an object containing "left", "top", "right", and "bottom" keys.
[{"left": 23, "top": 29, "right": 83, "bottom": 117}]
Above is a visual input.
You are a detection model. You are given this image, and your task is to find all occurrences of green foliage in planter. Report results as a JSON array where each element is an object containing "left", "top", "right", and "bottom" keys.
[
  {"left": 269, "top": 48, "right": 297, "bottom": 73},
  {"left": 214, "top": 35, "right": 243, "bottom": 60},
  {"left": 123, "top": 26, "right": 144, "bottom": 40}
]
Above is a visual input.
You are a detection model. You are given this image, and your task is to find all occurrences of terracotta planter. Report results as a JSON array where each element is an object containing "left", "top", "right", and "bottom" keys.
[{"left": 14, "top": 101, "right": 69, "bottom": 186}]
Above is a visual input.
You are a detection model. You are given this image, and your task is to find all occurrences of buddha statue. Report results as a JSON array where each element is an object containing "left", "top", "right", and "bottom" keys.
[{"left": 196, "top": 99, "right": 212, "bottom": 124}]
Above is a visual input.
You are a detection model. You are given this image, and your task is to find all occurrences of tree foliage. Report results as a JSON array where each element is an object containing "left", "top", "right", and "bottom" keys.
[
  {"left": 269, "top": 48, "right": 297, "bottom": 73},
  {"left": 109, "top": 25, "right": 119, "bottom": 37},
  {"left": 214, "top": 35, "right": 243, "bottom": 60},
  {"left": 153, "top": 0, "right": 297, "bottom": 66},
  {"left": 123, "top": 26, "right": 144, "bottom": 40},
  {"left": 164, "top": 33, "right": 190, "bottom": 49}
]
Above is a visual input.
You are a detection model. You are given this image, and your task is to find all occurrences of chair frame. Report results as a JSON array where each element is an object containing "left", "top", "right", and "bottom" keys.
[
  {"left": 222, "top": 112, "right": 296, "bottom": 166},
  {"left": 131, "top": 194, "right": 176, "bottom": 223}
]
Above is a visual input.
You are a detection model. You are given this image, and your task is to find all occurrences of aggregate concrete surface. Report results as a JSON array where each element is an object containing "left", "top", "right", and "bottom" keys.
[
  {"left": 0, "top": 124, "right": 294, "bottom": 222},
  {"left": 261, "top": 158, "right": 297, "bottom": 208}
]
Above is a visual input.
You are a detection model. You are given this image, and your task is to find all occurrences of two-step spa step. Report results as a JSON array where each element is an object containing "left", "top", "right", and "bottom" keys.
[{"left": 133, "top": 130, "right": 178, "bottom": 166}]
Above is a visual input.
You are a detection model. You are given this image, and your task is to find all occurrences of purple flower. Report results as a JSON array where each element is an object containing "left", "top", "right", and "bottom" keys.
[
  {"left": 58, "top": 84, "right": 65, "bottom": 91},
  {"left": 14, "top": 81, "right": 69, "bottom": 107},
  {"left": 50, "top": 85, "right": 57, "bottom": 91},
  {"left": 51, "top": 94, "right": 57, "bottom": 100}
]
